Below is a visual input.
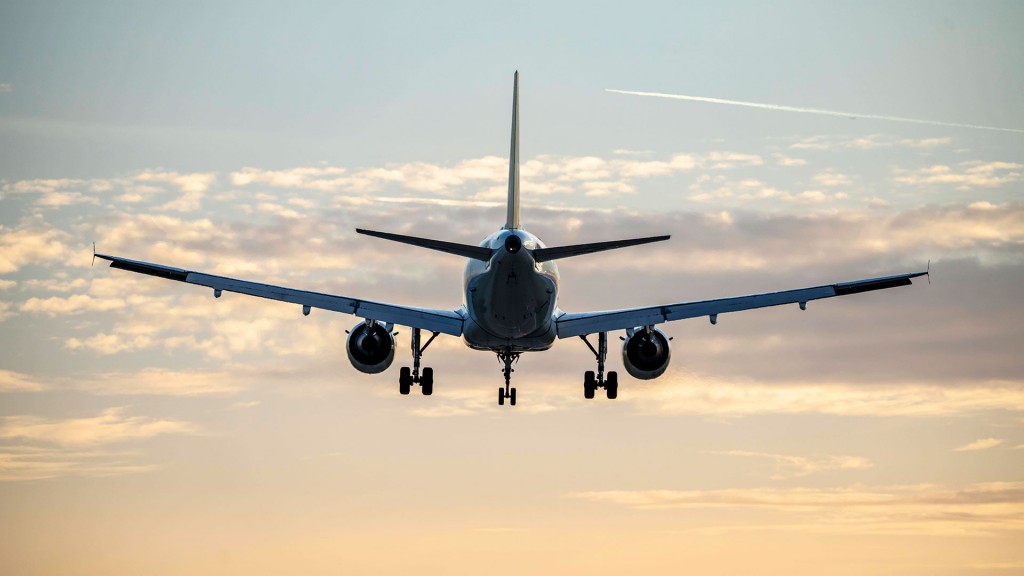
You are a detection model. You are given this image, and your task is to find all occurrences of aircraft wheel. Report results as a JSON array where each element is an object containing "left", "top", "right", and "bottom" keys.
[
  {"left": 606, "top": 371, "right": 618, "bottom": 400},
  {"left": 584, "top": 371, "right": 596, "bottom": 399},
  {"left": 510, "top": 387, "right": 517, "bottom": 406},
  {"left": 399, "top": 367, "right": 412, "bottom": 395},
  {"left": 421, "top": 367, "right": 433, "bottom": 396},
  {"left": 498, "top": 387, "right": 505, "bottom": 406}
]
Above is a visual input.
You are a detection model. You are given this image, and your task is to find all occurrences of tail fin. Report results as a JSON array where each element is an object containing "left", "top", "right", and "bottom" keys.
[{"left": 504, "top": 71, "right": 521, "bottom": 230}]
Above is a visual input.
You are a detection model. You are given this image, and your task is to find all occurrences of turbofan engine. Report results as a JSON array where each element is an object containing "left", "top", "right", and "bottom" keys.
[
  {"left": 345, "top": 321, "right": 396, "bottom": 374},
  {"left": 621, "top": 327, "right": 671, "bottom": 380}
]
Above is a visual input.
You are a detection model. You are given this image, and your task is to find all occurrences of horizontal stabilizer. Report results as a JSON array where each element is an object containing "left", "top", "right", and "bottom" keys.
[
  {"left": 357, "top": 228, "right": 492, "bottom": 261},
  {"left": 533, "top": 235, "right": 670, "bottom": 263}
]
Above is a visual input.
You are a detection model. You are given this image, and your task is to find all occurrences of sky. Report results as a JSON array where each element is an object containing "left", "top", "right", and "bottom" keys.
[{"left": 1, "top": 1, "right": 1023, "bottom": 574}]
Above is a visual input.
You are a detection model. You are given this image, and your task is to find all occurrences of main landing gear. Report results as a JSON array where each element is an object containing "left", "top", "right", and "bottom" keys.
[
  {"left": 497, "top": 348, "right": 520, "bottom": 406},
  {"left": 579, "top": 332, "right": 618, "bottom": 400},
  {"left": 399, "top": 328, "right": 439, "bottom": 396}
]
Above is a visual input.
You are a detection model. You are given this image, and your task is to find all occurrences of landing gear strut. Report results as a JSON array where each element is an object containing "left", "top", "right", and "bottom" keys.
[
  {"left": 579, "top": 332, "right": 618, "bottom": 400},
  {"left": 497, "top": 348, "right": 520, "bottom": 406},
  {"left": 399, "top": 328, "right": 439, "bottom": 396}
]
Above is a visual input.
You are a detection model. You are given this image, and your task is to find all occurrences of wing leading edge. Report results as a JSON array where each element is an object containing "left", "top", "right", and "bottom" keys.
[
  {"left": 555, "top": 271, "right": 927, "bottom": 338},
  {"left": 96, "top": 254, "right": 465, "bottom": 336}
]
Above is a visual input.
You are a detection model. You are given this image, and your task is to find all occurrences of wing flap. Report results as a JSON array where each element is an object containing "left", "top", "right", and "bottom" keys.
[
  {"left": 556, "top": 271, "right": 926, "bottom": 338},
  {"left": 97, "top": 254, "right": 464, "bottom": 336}
]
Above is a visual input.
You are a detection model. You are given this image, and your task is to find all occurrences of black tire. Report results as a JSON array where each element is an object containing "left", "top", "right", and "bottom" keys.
[
  {"left": 421, "top": 367, "right": 433, "bottom": 396},
  {"left": 498, "top": 387, "right": 505, "bottom": 405},
  {"left": 510, "top": 388, "right": 517, "bottom": 406},
  {"left": 399, "top": 367, "right": 411, "bottom": 395},
  {"left": 584, "top": 371, "right": 596, "bottom": 400},
  {"left": 606, "top": 371, "right": 618, "bottom": 400}
]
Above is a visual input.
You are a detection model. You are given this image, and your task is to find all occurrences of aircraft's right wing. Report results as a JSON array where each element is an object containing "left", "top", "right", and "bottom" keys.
[
  {"left": 555, "top": 270, "right": 927, "bottom": 338},
  {"left": 95, "top": 254, "right": 465, "bottom": 336}
]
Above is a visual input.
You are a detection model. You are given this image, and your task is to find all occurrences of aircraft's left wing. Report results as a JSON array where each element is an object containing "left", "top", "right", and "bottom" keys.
[
  {"left": 95, "top": 254, "right": 465, "bottom": 336},
  {"left": 556, "top": 270, "right": 927, "bottom": 338}
]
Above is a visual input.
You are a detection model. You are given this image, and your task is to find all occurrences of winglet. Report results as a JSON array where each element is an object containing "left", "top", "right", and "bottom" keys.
[
  {"left": 927, "top": 259, "right": 931, "bottom": 284},
  {"left": 92, "top": 242, "right": 96, "bottom": 267},
  {"left": 504, "top": 71, "right": 521, "bottom": 230}
]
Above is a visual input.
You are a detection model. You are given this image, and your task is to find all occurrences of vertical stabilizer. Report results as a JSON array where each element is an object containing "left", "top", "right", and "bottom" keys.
[{"left": 505, "top": 71, "right": 521, "bottom": 230}]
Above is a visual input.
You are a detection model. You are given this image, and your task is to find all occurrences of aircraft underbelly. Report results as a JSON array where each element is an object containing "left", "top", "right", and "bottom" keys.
[{"left": 463, "top": 260, "right": 557, "bottom": 351}]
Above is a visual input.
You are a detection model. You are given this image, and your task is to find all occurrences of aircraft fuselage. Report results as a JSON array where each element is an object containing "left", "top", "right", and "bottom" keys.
[{"left": 462, "top": 229, "right": 560, "bottom": 352}]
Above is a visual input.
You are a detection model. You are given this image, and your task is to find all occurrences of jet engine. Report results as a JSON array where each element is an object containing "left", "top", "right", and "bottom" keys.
[
  {"left": 345, "top": 321, "right": 396, "bottom": 374},
  {"left": 621, "top": 327, "right": 671, "bottom": 380}
]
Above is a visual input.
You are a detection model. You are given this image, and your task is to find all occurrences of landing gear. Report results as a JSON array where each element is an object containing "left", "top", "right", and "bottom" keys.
[
  {"left": 579, "top": 332, "right": 619, "bottom": 400},
  {"left": 400, "top": 328, "right": 439, "bottom": 396},
  {"left": 497, "top": 348, "right": 520, "bottom": 406}
]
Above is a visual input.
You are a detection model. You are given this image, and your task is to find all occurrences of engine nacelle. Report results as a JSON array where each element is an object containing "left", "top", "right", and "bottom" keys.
[
  {"left": 621, "top": 327, "right": 671, "bottom": 380},
  {"left": 345, "top": 321, "right": 396, "bottom": 374}
]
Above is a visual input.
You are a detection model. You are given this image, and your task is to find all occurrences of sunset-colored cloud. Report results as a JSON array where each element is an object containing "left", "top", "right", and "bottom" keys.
[
  {"left": 0, "top": 407, "right": 198, "bottom": 446},
  {"left": 953, "top": 438, "right": 1005, "bottom": 452},
  {"left": 712, "top": 450, "right": 873, "bottom": 479},
  {"left": 570, "top": 481, "right": 1024, "bottom": 536},
  {"left": 634, "top": 378, "right": 1024, "bottom": 417},
  {"left": 0, "top": 226, "right": 71, "bottom": 274},
  {"left": 894, "top": 162, "right": 1022, "bottom": 189},
  {"left": 0, "top": 445, "right": 159, "bottom": 481},
  {"left": 0, "top": 370, "right": 46, "bottom": 392}
]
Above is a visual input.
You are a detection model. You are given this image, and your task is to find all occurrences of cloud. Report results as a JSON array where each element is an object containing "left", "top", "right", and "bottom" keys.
[
  {"left": 813, "top": 170, "right": 852, "bottom": 187},
  {"left": 0, "top": 370, "right": 46, "bottom": 392},
  {"left": 688, "top": 175, "right": 834, "bottom": 204},
  {"left": 230, "top": 165, "right": 347, "bottom": 187},
  {"left": 894, "top": 162, "right": 1022, "bottom": 189},
  {"left": 773, "top": 154, "right": 807, "bottom": 167},
  {"left": 223, "top": 152, "right": 757, "bottom": 202},
  {"left": 631, "top": 377, "right": 1024, "bottom": 417},
  {"left": 0, "top": 368, "right": 246, "bottom": 397},
  {"left": 954, "top": 438, "right": 1005, "bottom": 452},
  {"left": 0, "top": 407, "right": 198, "bottom": 446},
  {"left": 0, "top": 446, "right": 159, "bottom": 481},
  {"left": 79, "top": 369, "right": 247, "bottom": 396},
  {"left": 0, "top": 404, "right": 200, "bottom": 481},
  {"left": 713, "top": 450, "right": 873, "bottom": 479},
  {"left": 0, "top": 225, "right": 71, "bottom": 274},
  {"left": 1, "top": 176, "right": 119, "bottom": 207},
  {"left": 570, "top": 481, "right": 1024, "bottom": 536},
  {"left": 0, "top": 83, "right": 13, "bottom": 93},
  {"left": 790, "top": 135, "right": 955, "bottom": 151},
  {"left": 136, "top": 170, "right": 216, "bottom": 211},
  {"left": 21, "top": 294, "right": 125, "bottom": 316},
  {"left": 64, "top": 331, "right": 151, "bottom": 353}
]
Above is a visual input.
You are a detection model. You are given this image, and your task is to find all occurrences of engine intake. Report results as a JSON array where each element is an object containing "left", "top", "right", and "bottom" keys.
[
  {"left": 346, "top": 321, "right": 396, "bottom": 374},
  {"left": 621, "top": 327, "right": 671, "bottom": 380}
]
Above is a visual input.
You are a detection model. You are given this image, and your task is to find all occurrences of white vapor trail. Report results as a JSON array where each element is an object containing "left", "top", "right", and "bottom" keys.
[{"left": 606, "top": 89, "right": 1024, "bottom": 134}]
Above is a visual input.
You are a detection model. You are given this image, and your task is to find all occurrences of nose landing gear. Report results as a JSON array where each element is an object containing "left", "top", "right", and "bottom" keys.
[
  {"left": 580, "top": 332, "right": 618, "bottom": 400},
  {"left": 497, "top": 348, "right": 520, "bottom": 406}
]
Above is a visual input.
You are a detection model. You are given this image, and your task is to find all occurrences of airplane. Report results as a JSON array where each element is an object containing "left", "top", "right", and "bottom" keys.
[{"left": 96, "top": 72, "right": 928, "bottom": 407}]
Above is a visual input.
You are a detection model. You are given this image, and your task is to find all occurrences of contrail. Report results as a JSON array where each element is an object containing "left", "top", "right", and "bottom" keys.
[{"left": 606, "top": 89, "right": 1024, "bottom": 134}]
